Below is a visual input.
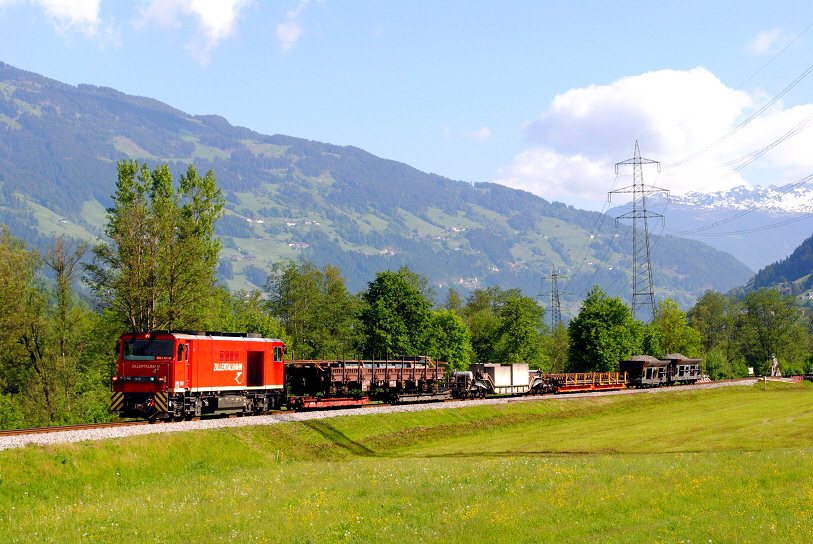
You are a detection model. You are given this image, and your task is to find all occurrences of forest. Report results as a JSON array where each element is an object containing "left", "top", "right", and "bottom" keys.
[{"left": 751, "top": 230, "right": 813, "bottom": 294}]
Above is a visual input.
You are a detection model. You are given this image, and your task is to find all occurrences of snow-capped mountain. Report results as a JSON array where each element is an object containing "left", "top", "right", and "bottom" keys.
[
  {"left": 610, "top": 183, "right": 813, "bottom": 272},
  {"left": 669, "top": 184, "right": 813, "bottom": 215}
]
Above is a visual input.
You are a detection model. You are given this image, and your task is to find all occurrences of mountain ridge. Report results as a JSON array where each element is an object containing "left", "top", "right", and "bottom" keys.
[
  {"left": 0, "top": 61, "right": 752, "bottom": 311},
  {"left": 672, "top": 183, "right": 813, "bottom": 215}
]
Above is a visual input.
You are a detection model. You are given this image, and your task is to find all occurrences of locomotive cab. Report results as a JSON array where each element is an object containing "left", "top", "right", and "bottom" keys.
[{"left": 112, "top": 332, "right": 174, "bottom": 418}]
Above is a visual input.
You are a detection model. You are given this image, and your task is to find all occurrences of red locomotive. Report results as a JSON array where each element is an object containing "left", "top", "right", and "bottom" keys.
[{"left": 111, "top": 331, "right": 286, "bottom": 420}]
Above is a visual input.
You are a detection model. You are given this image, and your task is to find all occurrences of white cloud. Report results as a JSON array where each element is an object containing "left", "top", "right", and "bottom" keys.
[
  {"left": 140, "top": 0, "right": 250, "bottom": 63},
  {"left": 276, "top": 0, "right": 310, "bottom": 52},
  {"left": 0, "top": 0, "right": 102, "bottom": 35},
  {"left": 495, "top": 68, "right": 813, "bottom": 205},
  {"left": 466, "top": 127, "right": 492, "bottom": 142},
  {"left": 747, "top": 28, "right": 788, "bottom": 55}
]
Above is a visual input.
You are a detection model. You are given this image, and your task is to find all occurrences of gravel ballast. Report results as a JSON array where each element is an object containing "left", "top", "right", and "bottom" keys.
[{"left": 0, "top": 379, "right": 764, "bottom": 450}]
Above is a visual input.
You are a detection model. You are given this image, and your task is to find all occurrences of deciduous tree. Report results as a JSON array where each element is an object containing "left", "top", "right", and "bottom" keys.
[
  {"left": 461, "top": 286, "right": 547, "bottom": 366},
  {"left": 266, "top": 260, "right": 358, "bottom": 359},
  {"left": 567, "top": 286, "right": 642, "bottom": 372},
  {"left": 423, "top": 309, "right": 473, "bottom": 369},
  {"left": 735, "top": 288, "right": 808, "bottom": 375},
  {"left": 650, "top": 298, "right": 702, "bottom": 358},
  {"left": 359, "top": 267, "right": 431, "bottom": 358},
  {"left": 86, "top": 161, "right": 224, "bottom": 332}
]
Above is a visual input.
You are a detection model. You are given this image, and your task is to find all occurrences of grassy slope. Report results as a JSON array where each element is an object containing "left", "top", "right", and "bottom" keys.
[{"left": 1, "top": 383, "right": 812, "bottom": 542}]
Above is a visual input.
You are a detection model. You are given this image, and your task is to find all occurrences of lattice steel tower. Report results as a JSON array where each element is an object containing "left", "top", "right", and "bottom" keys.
[
  {"left": 540, "top": 268, "right": 569, "bottom": 329},
  {"left": 548, "top": 268, "right": 562, "bottom": 329},
  {"left": 608, "top": 142, "right": 668, "bottom": 322}
]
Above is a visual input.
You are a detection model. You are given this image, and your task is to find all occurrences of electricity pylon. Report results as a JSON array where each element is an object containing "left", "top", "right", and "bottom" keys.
[
  {"left": 540, "top": 267, "right": 569, "bottom": 329},
  {"left": 608, "top": 141, "right": 668, "bottom": 322}
]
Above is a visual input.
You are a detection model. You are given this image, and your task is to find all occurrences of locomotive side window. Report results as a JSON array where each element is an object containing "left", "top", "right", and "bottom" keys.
[
  {"left": 177, "top": 344, "right": 184, "bottom": 361},
  {"left": 274, "top": 346, "right": 283, "bottom": 362},
  {"left": 122, "top": 339, "right": 174, "bottom": 360}
]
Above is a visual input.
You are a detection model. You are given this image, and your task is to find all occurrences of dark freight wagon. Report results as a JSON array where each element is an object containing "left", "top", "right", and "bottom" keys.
[
  {"left": 619, "top": 353, "right": 702, "bottom": 387},
  {"left": 112, "top": 331, "right": 286, "bottom": 419},
  {"left": 286, "top": 356, "right": 449, "bottom": 408}
]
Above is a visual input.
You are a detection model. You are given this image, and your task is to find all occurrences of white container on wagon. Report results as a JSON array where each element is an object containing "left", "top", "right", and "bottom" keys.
[{"left": 468, "top": 363, "right": 531, "bottom": 394}]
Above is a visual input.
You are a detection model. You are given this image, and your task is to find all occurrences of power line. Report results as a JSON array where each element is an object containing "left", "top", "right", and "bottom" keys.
[
  {"left": 639, "top": 21, "right": 813, "bottom": 143},
  {"left": 679, "top": 210, "right": 813, "bottom": 236},
  {"left": 665, "top": 173, "right": 813, "bottom": 236},
  {"left": 665, "top": 62, "right": 813, "bottom": 170}
]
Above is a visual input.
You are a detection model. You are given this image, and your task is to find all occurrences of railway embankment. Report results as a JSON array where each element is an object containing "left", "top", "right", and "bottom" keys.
[{"left": 0, "top": 377, "right": 767, "bottom": 450}]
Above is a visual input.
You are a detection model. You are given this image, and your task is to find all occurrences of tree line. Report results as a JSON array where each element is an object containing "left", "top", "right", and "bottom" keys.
[{"left": 0, "top": 161, "right": 810, "bottom": 429}]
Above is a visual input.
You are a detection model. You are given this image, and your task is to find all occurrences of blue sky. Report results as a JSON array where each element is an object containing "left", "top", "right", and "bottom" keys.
[{"left": 1, "top": 1, "right": 813, "bottom": 210}]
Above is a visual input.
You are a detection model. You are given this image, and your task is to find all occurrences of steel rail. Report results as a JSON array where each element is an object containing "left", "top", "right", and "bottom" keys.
[{"left": 0, "top": 420, "right": 153, "bottom": 437}]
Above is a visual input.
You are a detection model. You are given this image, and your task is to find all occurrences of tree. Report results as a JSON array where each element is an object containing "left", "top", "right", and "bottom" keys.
[
  {"left": 649, "top": 298, "right": 702, "bottom": 358},
  {"left": 461, "top": 287, "right": 504, "bottom": 363},
  {"left": 567, "top": 286, "right": 642, "bottom": 372},
  {"left": 687, "top": 291, "right": 735, "bottom": 354},
  {"left": 492, "top": 292, "right": 547, "bottom": 366},
  {"left": 0, "top": 232, "right": 110, "bottom": 427},
  {"left": 0, "top": 227, "right": 37, "bottom": 374},
  {"left": 224, "top": 290, "right": 287, "bottom": 340},
  {"left": 359, "top": 267, "right": 431, "bottom": 358},
  {"left": 86, "top": 161, "right": 225, "bottom": 332},
  {"left": 735, "top": 289, "right": 808, "bottom": 375},
  {"left": 460, "top": 286, "right": 547, "bottom": 366},
  {"left": 0, "top": 226, "right": 39, "bottom": 422},
  {"left": 26, "top": 237, "right": 93, "bottom": 423},
  {"left": 687, "top": 290, "right": 746, "bottom": 378},
  {"left": 423, "top": 309, "right": 473, "bottom": 369},
  {"left": 443, "top": 288, "right": 463, "bottom": 314},
  {"left": 266, "top": 260, "right": 358, "bottom": 359},
  {"left": 543, "top": 322, "right": 570, "bottom": 373}
]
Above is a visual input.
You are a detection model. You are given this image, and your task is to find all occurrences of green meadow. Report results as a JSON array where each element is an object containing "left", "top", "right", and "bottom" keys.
[{"left": 1, "top": 382, "right": 812, "bottom": 542}]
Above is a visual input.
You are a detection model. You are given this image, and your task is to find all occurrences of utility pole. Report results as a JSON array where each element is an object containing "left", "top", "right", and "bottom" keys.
[{"left": 608, "top": 141, "right": 668, "bottom": 322}]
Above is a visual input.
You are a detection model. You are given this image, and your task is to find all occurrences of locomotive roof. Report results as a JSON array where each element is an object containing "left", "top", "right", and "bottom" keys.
[{"left": 125, "top": 331, "right": 283, "bottom": 342}]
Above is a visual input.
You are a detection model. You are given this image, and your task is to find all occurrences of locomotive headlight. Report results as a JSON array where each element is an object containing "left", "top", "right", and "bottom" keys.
[{"left": 111, "top": 376, "right": 118, "bottom": 382}]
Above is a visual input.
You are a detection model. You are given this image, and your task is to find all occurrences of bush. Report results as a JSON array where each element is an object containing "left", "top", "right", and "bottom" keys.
[{"left": 0, "top": 394, "right": 26, "bottom": 430}]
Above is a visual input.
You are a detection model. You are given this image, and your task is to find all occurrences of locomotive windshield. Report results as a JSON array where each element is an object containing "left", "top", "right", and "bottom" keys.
[{"left": 122, "top": 339, "right": 174, "bottom": 360}]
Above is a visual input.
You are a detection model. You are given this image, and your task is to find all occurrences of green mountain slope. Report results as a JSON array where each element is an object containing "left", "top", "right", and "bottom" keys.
[
  {"left": 0, "top": 61, "right": 751, "bottom": 310},
  {"left": 749, "top": 230, "right": 813, "bottom": 298}
]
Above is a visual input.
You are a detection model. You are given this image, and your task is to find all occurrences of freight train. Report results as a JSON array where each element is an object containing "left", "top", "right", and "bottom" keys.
[{"left": 111, "top": 331, "right": 702, "bottom": 420}]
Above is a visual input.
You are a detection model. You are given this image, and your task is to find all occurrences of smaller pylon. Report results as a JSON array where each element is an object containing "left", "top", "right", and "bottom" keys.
[{"left": 541, "top": 268, "right": 569, "bottom": 329}]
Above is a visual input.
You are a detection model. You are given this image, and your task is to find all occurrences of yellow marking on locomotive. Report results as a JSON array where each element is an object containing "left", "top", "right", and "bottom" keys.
[
  {"left": 154, "top": 392, "right": 168, "bottom": 413},
  {"left": 111, "top": 392, "right": 124, "bottom": 411}
]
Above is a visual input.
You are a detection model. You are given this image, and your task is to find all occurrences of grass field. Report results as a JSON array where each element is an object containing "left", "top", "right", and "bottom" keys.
[{"left": 1, "top": 382, "right": 812, "bottom": 542}]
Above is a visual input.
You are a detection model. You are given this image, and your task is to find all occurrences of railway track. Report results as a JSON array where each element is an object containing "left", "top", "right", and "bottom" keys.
[
  {"left": 0, "top": 420, "right": 152, "bottom": 437},
  {"left": 0, "top": 378, "right": 765, "bottom": 438},
  {"left": 0, "top": 399, "right": 460, "bottom": 436}
]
